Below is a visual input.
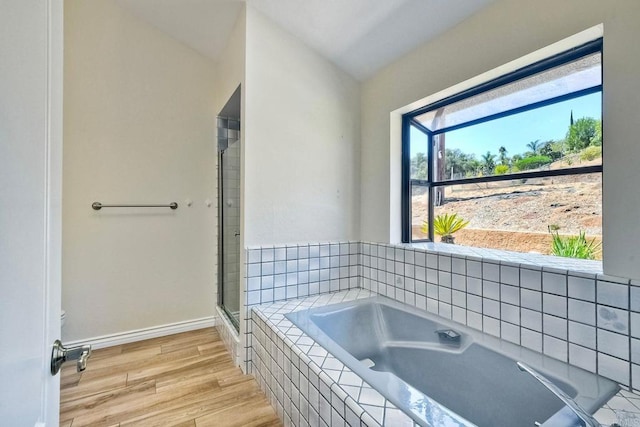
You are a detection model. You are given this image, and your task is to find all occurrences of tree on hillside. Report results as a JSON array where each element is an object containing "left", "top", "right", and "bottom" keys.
[
  {"left": 539, "top": 140, "right": 563, "bottom": 160},
  {"left": 481, "top": 151, "right": 496, "bottom": 175},
  {"left": 445, "top": 148, "right": 478, "bottom": 179},
  {"left": 526, "top": 140, "right": 542, "bottom": 155},
  {"left": 498, "top": 146, "right": 509, "bottom": 165},
  {"left": 566, "top": 117, "right": 600, "bottom": 151},
  {"left": 410, "top": 152, "right": 428, "bottom": 180}
]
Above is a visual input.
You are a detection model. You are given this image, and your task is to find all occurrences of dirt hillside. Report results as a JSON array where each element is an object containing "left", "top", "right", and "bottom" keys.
[{"left": 411, "top": 159, "right": 602, "bottom": 258}]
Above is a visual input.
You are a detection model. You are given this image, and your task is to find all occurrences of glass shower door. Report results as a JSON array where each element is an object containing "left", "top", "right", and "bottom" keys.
[{"left": 219, "top": 136, "right": 241, "bottom": 331}]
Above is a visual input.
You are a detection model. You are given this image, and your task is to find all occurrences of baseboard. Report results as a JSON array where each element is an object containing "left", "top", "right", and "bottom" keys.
[{"left": 65, "top": 316, "right": 218, "bottom": 350}]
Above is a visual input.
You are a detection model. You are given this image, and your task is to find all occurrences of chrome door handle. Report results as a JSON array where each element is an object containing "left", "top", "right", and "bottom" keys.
[{"left": 51, "top": 339, "right": 92, "bottom": 375}]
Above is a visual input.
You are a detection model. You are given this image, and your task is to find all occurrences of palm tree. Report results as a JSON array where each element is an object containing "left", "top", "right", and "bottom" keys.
[
  {"left": 498, "top": 146, "right": 508, "bottom": 165},
  {"left": 526, "top": 140, "right": 541, "bottom": 154},
  {"left": 481, "top": 151, "right": 496, "bottom": 174}
]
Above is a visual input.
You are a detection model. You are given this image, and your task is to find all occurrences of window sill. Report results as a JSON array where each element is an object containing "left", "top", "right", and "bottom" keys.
[{"left": 407, "top": 241, "right": 603, "bottom": 276}]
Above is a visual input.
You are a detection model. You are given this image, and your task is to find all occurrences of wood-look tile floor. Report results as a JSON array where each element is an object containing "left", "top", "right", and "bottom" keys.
[{"left": 60, "top": 327, "right": 281, "bottom": 427}]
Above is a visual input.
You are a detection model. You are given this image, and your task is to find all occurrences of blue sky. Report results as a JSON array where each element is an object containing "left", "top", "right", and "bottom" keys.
[{"left": 410, "top": 92, "right": 601, "bottom": 159}]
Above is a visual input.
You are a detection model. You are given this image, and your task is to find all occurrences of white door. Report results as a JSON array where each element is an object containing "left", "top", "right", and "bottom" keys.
[{"left": 0, "top": 0, "right": 63, "bottom": 426}]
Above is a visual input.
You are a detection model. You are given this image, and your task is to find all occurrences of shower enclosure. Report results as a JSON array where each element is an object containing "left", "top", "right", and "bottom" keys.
[{"left": 217, "top": 87, "right": 241, "bottom": 331}]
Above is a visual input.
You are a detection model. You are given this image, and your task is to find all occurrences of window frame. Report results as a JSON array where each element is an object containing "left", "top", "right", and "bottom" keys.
[{"left": 402, "top": 39, "right": 603, "bottom": 243}]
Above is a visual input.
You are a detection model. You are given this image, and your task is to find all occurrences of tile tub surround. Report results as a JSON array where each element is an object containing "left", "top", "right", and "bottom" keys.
[
  {"left": 242, "top": 242, "right": 361, "bottom": 372},
  {"left": 249, "top": 289, "right": 640, "bottom": 427},
  {"left": 250, "top": 289, "right": 419, "bottom": 427},
  {"left": 243, "top": 240, "right": 639, "bottom": 390},
  {"left": 359, "top": 242, "right": 639, "bottom": 391}
]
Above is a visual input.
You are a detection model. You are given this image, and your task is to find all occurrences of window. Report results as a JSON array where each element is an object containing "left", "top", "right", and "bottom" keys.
[{"left": 402, "top": 40, "right": 603, "bottom": 258}]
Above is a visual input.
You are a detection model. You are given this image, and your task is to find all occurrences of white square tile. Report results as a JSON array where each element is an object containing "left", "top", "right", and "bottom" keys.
[
  {"left": 452, "top": 306, "right": 466, "bottom": 325},
  {"left": 319, "top": 396, "right": 331, "bottom": 423},
  {"left": 439, "top": 302, "right": 452, "bottom": 319},
  {"left": 467, "top": 311, "right": 483, "bottom": 331},
  {"left": 438, "top": 255, "right": 452, "bottom": 272},
  {"left": 467, "top": 260, "right": 482, "bottom": 278},
  {"left": 543, "top": 335, "right": 568, "bottom": 362},
  {"left": 287, "top": 246, "right": 299, "bottom": 260},
  {"left": 632, "top": 338, "right": 640, "bottom": 364},
  {"left": 482, "top": 280, "right": 499, "bottom": 300},
  {"left": 521, "top": 268, "right": 542, "bottom": 291},
  {"left": 427, "top": 298, "right": 438, "bottom": 314},
  {"left": 427, "top": 253, "right": 438, "bottom": 268},
  {"left": 597, "top": 281, "right": 629, "bottom": 309},
  {"left": 483, "top": 298, "right": 500, "bottom": 318},
  {"left": 483, "top": 315, "right": 500, "bottom": 337},
  {"left": 568, "top": 275, "right": 596, "bottom": 302},
  {"left": 451, "top": 257, "right": 466, "bottom": 275},
  {"left": 598, "top": 353, "right": 630, "bottom": 386},
  {"left": 633, "top": 313, "right": 640, "bottom": 339},
  {"left": 452, "top": 290, "right": 466, "bottom": 308},
  {"left": 569, "top": 344, "right": 596, "bottom": 372},
  {"left": 358, "top": 387, "right": 385, "bottom": 407},
  {"left": 483, "top": 262, "right": 500, "bottom": 282},
  {"left": 501, "top": 303, "right": 520, "bottom": 325},
  {"left": 275, "top": 247, "right": 287, "bottom": 261},
  {"left": 500, "top": 265, "right": 519, "bottom": 286},
  {"left": 467, "top": 294, "right": 482, "bottom": 313},
  {"left": 521, "top": 328, "right": 542, "bottom": 352},
  {"left": 467, "top": 277, "right": 482, "bottom": 296},
  {"left": 569, "top": 321, "right": 596, "bottom": 349},
  {"left": 452, "top": 274, "right": 466, "bottom": 291},
  {"left": 500, "top": 284, "right": 519, "bottom": 305},
  {"left": 248, "top": 263, "right": 261, "bottom": 277},
  {"left": 438, "top": 286, "right": 452, "bottom": 303},
  {"left": 543, "top": 314, "right": 567, "bottom": 340},
  {"left": 521, "top": 308, "right": 542, "bottom": 332},
  {"left": 543, "top": 294, "right": 567, "bottom": 318},
  {"left": 543, "top": 272, "right": 567, "bottom": 296},
  {"left": 501, "top": 321, "right": 520, "bottom": 344},
  {"left": 384, "top": 408, "right": 414, "bottom": 427},
  {"left": 521, "top": 289, "right": 542, "bottom": 311},
  {"left": 598, "top": 329, "right": 629, "bottom": 360},
  {"left": 568, "top": 299, "right": 596, "bottom": 326},
  {"left": 361, "top": 405, "right": 384, "bottom": 425},
  {"left": 438, "top": 271, "right": 452, "bottom": 287},
  {"left": 248, "top": 249, "right": 262, "bottom": 264},
  {"left": 426, "top": 268, "right": 438, "bottom": 284}
]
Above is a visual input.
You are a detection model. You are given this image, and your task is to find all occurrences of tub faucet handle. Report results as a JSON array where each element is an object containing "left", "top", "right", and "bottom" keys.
[{"left": 435, "top": 329, "right": 461, "bottom": 342}]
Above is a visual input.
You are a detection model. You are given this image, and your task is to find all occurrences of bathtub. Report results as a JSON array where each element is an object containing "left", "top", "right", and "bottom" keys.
[{"left": 286, "top": 296, "right": 619, "bottom": 427}]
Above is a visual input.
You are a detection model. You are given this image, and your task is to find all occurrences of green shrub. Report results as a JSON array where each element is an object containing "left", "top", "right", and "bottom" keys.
[
  {"left": 580, "top": 145, "right": 602, "bottom": 161},
  {"left": 494, "top": 164, "right": 509, "bottom": 175},
  {"left": 550, "top": 231, "right": 601, "bottom": 260},
  {"left": 566, "top": 117, "right": 601, "bottom": 151},
  {"left": 423, "top": 213, "right": 470, "bottom": 239},
  {"left": 515, "top": 155, "right": 553, "bottom": 171}
]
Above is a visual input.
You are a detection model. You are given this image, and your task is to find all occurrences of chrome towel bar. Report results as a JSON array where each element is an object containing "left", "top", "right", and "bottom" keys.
[{"left": 92, "top": 202, "right": 178, "bottom": 210}]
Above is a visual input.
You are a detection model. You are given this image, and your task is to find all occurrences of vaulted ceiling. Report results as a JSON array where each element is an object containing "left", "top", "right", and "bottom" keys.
[{"left": 115, "top": 0, "right": 495, "bottom": 80}]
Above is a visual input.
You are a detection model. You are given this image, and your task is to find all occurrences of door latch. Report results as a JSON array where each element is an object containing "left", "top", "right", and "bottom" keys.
[{"left": 51, "top": 340, "right": 92, "bottom": 376}]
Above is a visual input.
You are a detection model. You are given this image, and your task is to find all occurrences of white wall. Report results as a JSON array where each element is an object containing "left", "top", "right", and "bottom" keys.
[
  {"left": 63, "top": 0, "right": 217, "bottom": 341},
  {"left": 243, "top": 6, "right": 361, "bottom": 247},
  {"left": 213, "top": 8, "right": 246, "bottom": 341},
  {"left": 360, "top": 0, "right": 640, "bottom": 279}
]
